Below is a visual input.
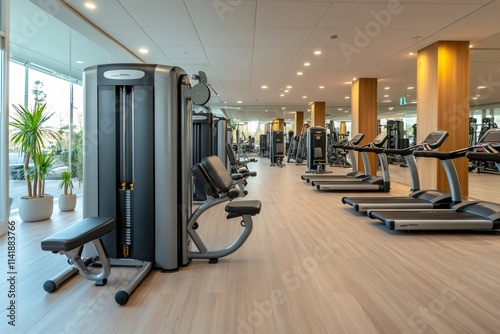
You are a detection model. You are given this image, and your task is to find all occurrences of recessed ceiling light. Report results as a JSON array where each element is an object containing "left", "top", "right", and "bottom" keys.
[
  {"left": 139, "top": 48, "right": 149, "bottom": 54},
  {"left": 297, "top": 72, "right": 303, "bottom": 76},
  {"left": 384, "top": 95, "right": 389, "bottom": 98},
  {"left": 338, "top": 108, "right": 343, "bottom": 111},
  {"left": 319, "top": 86, "right": 324, "bottom": 89},
  {"left": 469, "top": 44, "right": 473, "bottom": 48},
  {"left": 344, "top": 110, "right": 349, "bottom": 113},
  {"left": 284, "top": 90, "right": 289, "bottom": 93},
  {"left": 407, "top": 86, "right": 414, "bottom": 90},
  {"left": 352, "top": 77, "right": 357, "bottom": 81},
  {"left": 302, "top": 96, "right": 307, "bottom": 99},
  {"left": 477, "top": 86, "right": 487, "bottom": 89},
  {"left": 237, "top": 101, "right": 242, "bottom": 104},
  {"left": 345, "top": 96, "right": 350, "bottom": 99},
  {"left": 261, "top": 85, "right": 268, "bottom": 89},
  {"left": 282, "top": 107, "right": 285, "bottom": 110},
  {"left": 409, "top": 52, "right": 414, "bottom": 56},
  {"left": 286, "top": 86, "right": 292, "bottom": 89},
  {"left": 85, "top": 2, "right": 96, "bottom": 9},
  {"left": 76, "top": 60, "right": 84, "bottom": 64},
  {"left": 382, "top": 100, "right": 391, "bottom": 103},
  {"left": 472, "top": 97, "right": 478, "bottom": 100},
  {"left": 314, "top": 50, "right": 322, "bottom": 55},
  {"left": 304, "top": 62, "right": 310, "bottom": 66},
  {"left": 389, "top": 107, "right": 394, "bottom": 110},
  {"left": 280, "top": 94, "right": 285, "bottom": 97},
  {"left": 384, "top": 87, "right": 390, "bottom": 90}
]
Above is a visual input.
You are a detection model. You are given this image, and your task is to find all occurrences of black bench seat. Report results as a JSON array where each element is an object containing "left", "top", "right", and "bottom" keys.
[
  {"left": 226, "top": 200, "right": 262, "bottom": 217},
  {"left": 41, "top": 217, "right": 115, "bottom": 252}
]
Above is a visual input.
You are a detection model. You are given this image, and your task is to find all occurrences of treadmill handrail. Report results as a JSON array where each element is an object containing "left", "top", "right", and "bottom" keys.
[
  {"left": 466, "top": 151, "right": 500, "bottom": 163},
  {"left": 413, "top": 149, "right": 467, "bottom": 160},
  {"left": 355, "top": 146, "right": 385, "bottom": 153}
]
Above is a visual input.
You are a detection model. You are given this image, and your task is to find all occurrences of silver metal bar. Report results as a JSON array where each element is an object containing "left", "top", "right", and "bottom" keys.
[
  {"left": 189, "top": 215, "right": 254, "bottom": 259},
  {"left": 121, "top": 86, "right": 127, "bottom": 180}
]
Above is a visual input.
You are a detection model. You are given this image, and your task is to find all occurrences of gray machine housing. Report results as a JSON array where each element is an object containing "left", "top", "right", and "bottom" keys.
[{"left": 84, "top": 64, "right": 195, "bottom": 271}]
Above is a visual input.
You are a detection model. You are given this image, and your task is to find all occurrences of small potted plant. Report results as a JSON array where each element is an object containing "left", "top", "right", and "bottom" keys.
[{"left": 58, "top": 170, "right": 76, "bottom": 211}]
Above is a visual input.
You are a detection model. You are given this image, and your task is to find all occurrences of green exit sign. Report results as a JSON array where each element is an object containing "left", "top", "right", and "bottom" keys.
[{"left": 400, "top": 97, "right": 406, "bottom": 105}]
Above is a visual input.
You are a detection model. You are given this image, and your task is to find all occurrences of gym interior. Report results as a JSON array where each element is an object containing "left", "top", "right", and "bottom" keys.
[{"left": 1, "top": 1, "right": 500, "bottom": 333}]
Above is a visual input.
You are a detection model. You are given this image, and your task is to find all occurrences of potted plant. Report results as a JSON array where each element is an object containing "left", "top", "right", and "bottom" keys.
[
  {"left": 10, "top": 103, "right": 60, "bottom": 222},
  {"left": 58, "top": 170, "right": 76, "bottom": 211}
]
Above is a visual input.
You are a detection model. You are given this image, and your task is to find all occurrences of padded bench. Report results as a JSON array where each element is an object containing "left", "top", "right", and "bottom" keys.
[
  {"left": 41, "top": 217, "right": 115, "bottom": 292},
  {"left": 41, "top": 216, "right": 153, "bottom": 305},
  {"left": 41, "top": 217, "right": 115, "bottom": 252}
]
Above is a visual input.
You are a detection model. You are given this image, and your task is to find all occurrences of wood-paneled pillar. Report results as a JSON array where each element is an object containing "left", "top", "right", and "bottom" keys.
[
  {"left": 311, "top": 102, "right": 325, "bottom": 127},
  {"left": 417, "top": 41, "right": 470, "bottom": 195},
  {"left": 295, "top": 112, "right": 304, "bottom": 135},
  {"left": 351, "top": 78, "right": 378, "bottom": 174}
]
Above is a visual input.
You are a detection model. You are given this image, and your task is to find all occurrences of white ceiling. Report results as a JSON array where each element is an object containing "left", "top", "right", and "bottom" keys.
[{"left": 25, "top": 0, "right": 500, "bottom": 123}]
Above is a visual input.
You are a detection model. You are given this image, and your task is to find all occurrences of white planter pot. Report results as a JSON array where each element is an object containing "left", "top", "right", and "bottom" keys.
[
  {"left": 59, "top": 194, "right": 77, "bottom": 212},
  {"left": 18, "top": 195, "right": 54, "bottom": 222}
]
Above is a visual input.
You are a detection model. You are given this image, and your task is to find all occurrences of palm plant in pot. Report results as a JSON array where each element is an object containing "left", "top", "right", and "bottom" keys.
[
  {"left": 58, "top": 170, "right": 76, "bottom": 211},
  {"left": 10, "top": 103, "right": 61, "bottom": 222}
]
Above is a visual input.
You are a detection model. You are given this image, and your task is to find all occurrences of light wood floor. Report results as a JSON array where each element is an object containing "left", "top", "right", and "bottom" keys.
[{"left": 1, "top": 159, "right": 500, "bottom": 334}]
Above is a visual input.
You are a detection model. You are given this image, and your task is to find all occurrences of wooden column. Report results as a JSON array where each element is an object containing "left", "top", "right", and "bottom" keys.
[
  {"left": 294, "top": 112, "right": 304, "bottom": 135},
  {"left": 311, "top": 102, "right": 326, "bottom": 127},
  {"left": 417, "top": 41, "right": 470, "bottom": 195},
  {"left": 272, "top": 118, "right": 284, "bottom": 131},
  {"left": 351, "top": 78, "right": 378, "bottom": 174}
]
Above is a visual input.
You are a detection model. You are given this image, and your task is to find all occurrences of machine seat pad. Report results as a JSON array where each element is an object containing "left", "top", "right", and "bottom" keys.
[
  {"left": 231, "top": 173, "right": 244, "bottom": 181},
  {"left": 41, "top": 217, "right": 116, "bottom": 252},
  {"left": 225, "top": 200, "right": 262, "bottom": 217}
]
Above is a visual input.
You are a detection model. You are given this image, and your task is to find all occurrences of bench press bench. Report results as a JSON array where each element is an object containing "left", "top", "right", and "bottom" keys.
[{"left": 41, "top": 217, "right": 152, "bottom": 305}]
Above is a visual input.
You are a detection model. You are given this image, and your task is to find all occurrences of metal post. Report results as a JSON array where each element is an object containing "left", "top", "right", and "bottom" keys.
[{"left": 0, "top": 0, "right": 11, "bottom": 235}]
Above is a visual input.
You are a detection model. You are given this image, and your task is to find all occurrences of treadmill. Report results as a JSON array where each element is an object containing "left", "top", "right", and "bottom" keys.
[
  {"left": 368, "top": 128, "right": 500, "bottom": 230},
  {"left": 341, "top": 130, "right": 450, "bottom": 212},
  {"left": 314, "top": 133, "right": 390, "bottom": 192},
  {"left": 301, "top": 133, "right": 365, "bottom": 183}
]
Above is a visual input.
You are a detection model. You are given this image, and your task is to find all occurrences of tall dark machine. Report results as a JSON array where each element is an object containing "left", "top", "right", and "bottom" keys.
[
  {"left": 192, "top": 111, "right": 214, "bottom": 201},
  {"left": 270, "top": 130, "right": 285, "bottom": 167},
  {"left": 306, "top": 126, "right": 327, "bottom": 173},
  {"left": 83, "top": 64, "right": 211, "bottom": 274}
]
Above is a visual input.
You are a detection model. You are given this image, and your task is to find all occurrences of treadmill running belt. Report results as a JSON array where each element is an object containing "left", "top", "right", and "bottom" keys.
[{"left": 369, "top": 210, "right": 493, "bottom": 230}]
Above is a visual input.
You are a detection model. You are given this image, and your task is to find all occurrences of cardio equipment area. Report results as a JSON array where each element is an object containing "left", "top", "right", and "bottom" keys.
[{"left": 40, "top": 64, "right": 262, "bottom": 305}]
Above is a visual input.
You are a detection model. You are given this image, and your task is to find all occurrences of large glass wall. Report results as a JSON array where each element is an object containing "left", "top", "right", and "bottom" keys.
[{"left": 7, "top": 0, "right": 138, "bottom": 211}]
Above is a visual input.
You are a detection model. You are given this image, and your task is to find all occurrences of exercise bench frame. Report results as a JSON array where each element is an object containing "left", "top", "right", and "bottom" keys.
[{"left": 41, "top": 217, "right": 152, "bottom": 305}]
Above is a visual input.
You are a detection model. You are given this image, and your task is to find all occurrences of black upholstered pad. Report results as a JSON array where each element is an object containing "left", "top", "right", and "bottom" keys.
[
  {"left": 202, "top": 156, "right": 234, "bottom": 192},
  {"left": 225, "top": 200, "right": 262, "bottom": 216},
  {"left": 41, "top": 217, "right": 115, "bottom": 252}
]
